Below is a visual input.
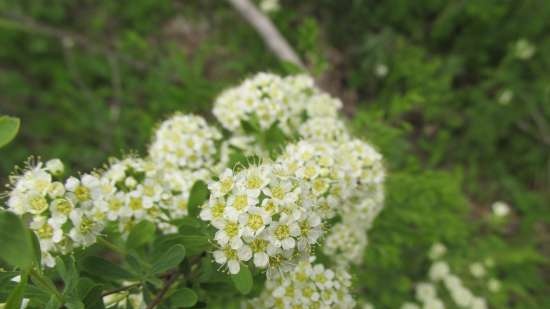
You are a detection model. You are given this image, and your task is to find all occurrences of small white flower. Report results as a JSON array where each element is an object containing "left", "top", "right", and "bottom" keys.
[
  {"left": 492, "top": 201, "right": 510, "bottom": 217},
  {"left": 428, "top": 243, "right": 447, "bottom": 260},
  {"left": 469, "top": 262, "right": 486, "bottom": 278},
  {"left": 429, "top": 261, "right": 450, "bottom": 282},
  {"left": 498, "top": 89, "right": 513, "bottom": 105},
  {"left": 375, "top": 63, "right": 388, "bottom": 78},
  {"left": 45, "top": 158, "right": 64, "bottom": 176},
  {"left": 514, "top": 39, "right": 535, "bottom": 60},
  {"left": 488, "top": 278, "right": 501, "bottom": 292}
]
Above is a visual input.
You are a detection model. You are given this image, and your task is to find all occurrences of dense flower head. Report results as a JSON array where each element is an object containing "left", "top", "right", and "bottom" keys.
[
  {"left": 298, "top": 117, "right": 349, "bottom": 142},
  {"left": 201, "top": 145, "right": 330, "bottom": 274},
  {"left": 5, "top": 159, "right": 108, "bottom": 267},
  {"left": 213, "top": 73, "right": 343, "bottom": 135},
  {"left": 2, "top": 73, "right": 387, "bottom": 308},
  {"left": 323, "top": 222, "right": 368, "bottom": 265},
  {"left": 245, "top": 259, "right": 355, "bottom": 309},
  {"left": 149, "top": 114, "right": 221, "bottom": 170},
  {"left": 100, "top": 156, "right": 209, "bottom": 235}
]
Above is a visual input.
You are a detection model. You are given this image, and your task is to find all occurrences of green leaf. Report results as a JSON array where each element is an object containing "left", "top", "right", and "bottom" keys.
[
  {"left": 81, "top": 256, "right": 135, "bottom": 281},
  {"left": 30, "top": 232, "right": 42, "bottom": 267},
  {"left": 178, "top": 235, "right": 211, "bottom": 256},
  {"left": 188, "top": 181, "right": 209, "bottom": 217},
  {"left": 5, "top": 272, "right": 28, "bottom": 309},
  {"left": 151, "top": 244, "right": 186, "bottom": 275},
  {"left": 56, "top": 256, "right": 79, "bottom": 293},
  {"left": 77, "top": 278, "right": 105, "bottom": 309},
  {"left": 0, "top": 211, "right": 35, "bottom": 269},
  {"left": 169, "top": 287, "right": 198, "bottom": 308},
  {"left": 126, "top": 220, "right": 156, "bottom": 249},
  {"left": 263, "top": 122, "right": 288, "bottom": 158},
  {"left": 231, "top": 265, "right": 253, "bottom": 295},
  {"left": 0, "top": 115, "right": 20, "bottom": 148}
]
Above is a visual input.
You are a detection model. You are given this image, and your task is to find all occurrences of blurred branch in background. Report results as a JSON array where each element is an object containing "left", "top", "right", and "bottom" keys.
[{"left": 227, "top": 0, "right": 305, "bottom": 70}]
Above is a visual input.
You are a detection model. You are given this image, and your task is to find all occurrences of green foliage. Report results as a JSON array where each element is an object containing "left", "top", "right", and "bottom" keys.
[
  {"left": 0, "top": 116, "right": 19, "bottom": 148},
  {"left": 0, "top": 0, "right": 548, "bottom": 308},
  {"left": 230, "top": 266, "right": 253, "bottom": 295},
  {"left": 0, "top": 211, "right": 37, "bottom": 269},
  {"left": 187, "top": 181, "right": 209, "bottom": 217}
]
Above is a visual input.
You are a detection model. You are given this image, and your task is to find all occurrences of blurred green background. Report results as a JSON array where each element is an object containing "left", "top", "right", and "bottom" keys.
[{"left": 0, "top": 0, "right": 548, "bottom": 308}]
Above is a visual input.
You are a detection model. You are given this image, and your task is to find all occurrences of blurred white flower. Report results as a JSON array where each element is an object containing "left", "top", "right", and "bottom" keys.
[
  {"left": 514, "top": 39, "right": 535, "bottom": 60},
  {"left": 428, "top": 243, "right": 447, "bottom": 260},
  {"left": 469, "top": 262, "right": 486, "bottom": 278},
  {"left": 488, "top": 278, "right": 501, "bottom": 292},
  {"left": 429, "top": 261, "right": 450, "bottom": 281},
  {"left": 498, "top": 89, "right": 513, "bottom": 105},
  {"left": 375, "top": 63, "right": 388, "bottom": 78},
  {"left": 492, "top": 201, "right": 510, "bottom": 217},
  {"left": 45, "top": 158, "right": 64, "bottom": 176},
  {"left": 259, "top": 0, "right": 280, "bottom": 13},
  {"left": 401, "top": 302, "right": 420, "bottom": 309}
]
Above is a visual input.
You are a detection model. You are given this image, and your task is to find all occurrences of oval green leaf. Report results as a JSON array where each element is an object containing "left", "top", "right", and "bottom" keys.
[
  {"left": 0, "top": 211, "right": 35, "bottom": 269},
  {"left": 187, "top": 181, "right": 209, "bottom": 217},
  {"left": 231, "top": 265, "right": 253, "bottom": 295},
  {"left": 151, "top": 244, "right": 186, "bottom": 275},
  {"left": 169, "top": 287, "right": 198, "bottom": 308},
  {"left": 0, "top": 116, "right": 20, "bottom": 148},
  {"left": 126, "top": 220, "right": 156, "bottom": 249}
]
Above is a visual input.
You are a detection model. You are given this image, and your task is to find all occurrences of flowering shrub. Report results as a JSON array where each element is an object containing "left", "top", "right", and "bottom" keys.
[{"left": 0, "top": 73, "right": 385, "bottom": 308}]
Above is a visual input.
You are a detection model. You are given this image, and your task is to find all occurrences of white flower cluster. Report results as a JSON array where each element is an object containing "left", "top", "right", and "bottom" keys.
[
  {"left": 100, "top": 157, "right": 208, "bottom": 235},
  {"left": 149, "top": 114, "right": 221, "bottom": 171},
  {"left": 245, "top": 259, "right": 355, "bottom": 309},
  {"left": 213, "top": 73, "right": 341, "bottom": 135},
  {"left": 6, "top": 159, "right": 107, "bottom": 267},
  {"left": 201, "top": 140, "right": 341, "bottom": 274},
  {"left": 320, "top": 139, "right": 385, "bottom": 266},
  {"left": 4, "top": 73, "right": 386, "bottom": 309},
  {"left": 98, "top": 114, "right": 220, "bottom": 235},
  {"left": 401, "top": 243, "right": 502, "bottom": 309}
]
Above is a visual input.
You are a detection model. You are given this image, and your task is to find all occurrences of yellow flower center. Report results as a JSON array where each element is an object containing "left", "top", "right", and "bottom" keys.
[
  {"left": 303, "top": 165, "right": 317, "bottom": 179},
  {"left": 246, "top": 175, "right": 262, "bottom": 190},
  {"left": 233, "top": 195, "right": 248, "bottom": 211},
  {"left": 143, "top": 185, "right": 155, "bottom": 197},
  {"left": 30, "top": 196, "right": 48, "bottom": 213},
  {"left": 129, "top": 197, "right": 143, "bottom": 211},
  {"left": 36, "top": 223, "right": 54, "bottom": 239},
  {"left": 271, "top": 186, "right": 285, "bottom": 200},
  {"left": 109, "top": 198, "right": 123, "bottom": 211},
  {"left": 224, "top": 222, "right": 239, "bottom": 237},
  {"left": 312, "top": 178, "right": 328, "bottom": 194},
  {"left": 275, "top": 224, "right": 290, "bottom": 240},
  {"left": 299, "top": 221, "right": 311, "bottom": 236},
  {"left": 247, "top": 214, "right": 264, "bottom": 230},
  {"left": 53, "top": 198, "right": 72, "bottom": 215},
  {"left": 250, "top": 239, "right": 268, "bottom": 253},
  {"left": 80, "top": 217, "right": 94, "bottom": 234},
  {"left": 223, "top": 246, "right": 238, "bottom": 260},
  {"left": 263, "top": 199, "right": 277, "bottom": 214},
  {"left": 74, "top": 185, "right": 91, "bottom": 202},
  {"left": 212, "top": 201, "right": 225, "bottom": 218},
  {"left": 220, "top": 178, "right": 234, "bottom": 194}
]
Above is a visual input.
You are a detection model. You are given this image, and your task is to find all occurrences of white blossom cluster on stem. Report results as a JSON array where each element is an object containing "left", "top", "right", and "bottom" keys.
[
  {"left": 5, "top": 159, "right": 107, "bottom": 267},
  {"left": 245, "top": 258, "right": 356, "bottom": 309},
  {"left": 401, "top": 243, "right": 502, "bottom": 309}
]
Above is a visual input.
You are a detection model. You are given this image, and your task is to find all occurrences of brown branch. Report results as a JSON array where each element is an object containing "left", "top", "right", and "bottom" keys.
[
  {"left": 226, "top": 0, "right": 305, "bottom": 69},
  {"left": 101, "top": 282, "right": 141, "bottom": 297},
  {"left": 145, "top": 271, "right": 181, "bottom": 309}
]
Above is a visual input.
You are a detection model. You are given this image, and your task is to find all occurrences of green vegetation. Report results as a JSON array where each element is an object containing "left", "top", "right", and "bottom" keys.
[{"left": 1, "top": 0, "right": 548, "bottom": 308}]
